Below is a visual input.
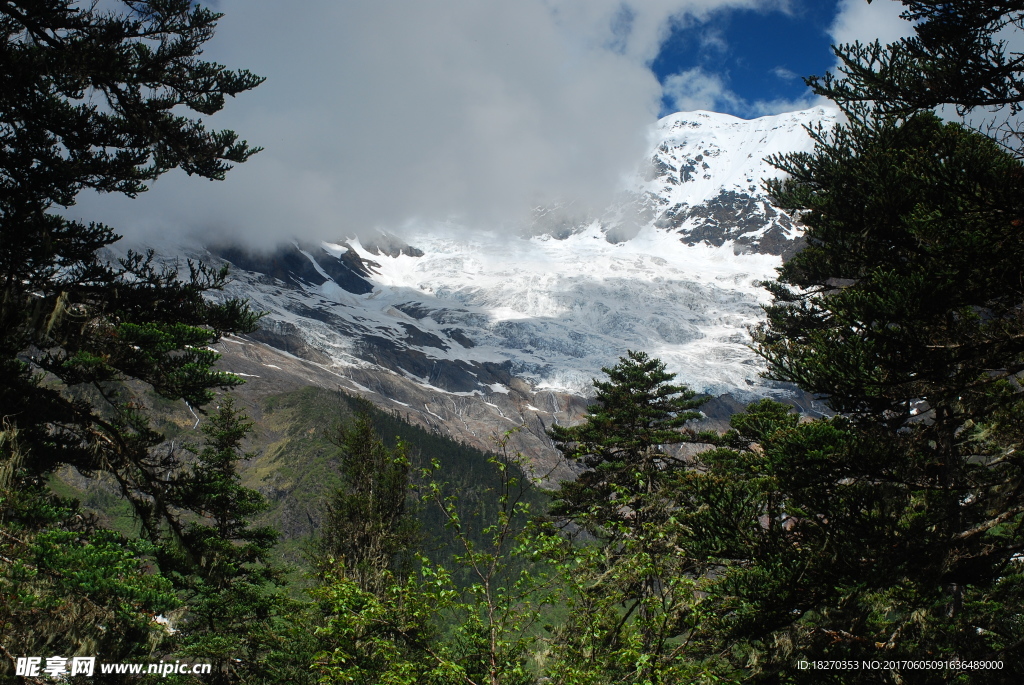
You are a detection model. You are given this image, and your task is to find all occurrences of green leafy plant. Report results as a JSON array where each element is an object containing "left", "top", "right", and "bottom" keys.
[
  {"left": 541, "top": 352, "right": 726, "bottom": 684},
  {"left": 313, "top": 430, "right": 555, "bottom": 685}
]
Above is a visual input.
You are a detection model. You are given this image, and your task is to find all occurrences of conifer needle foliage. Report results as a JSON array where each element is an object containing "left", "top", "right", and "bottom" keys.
[
  {"left": 541, "top": 352, "right": 724, "bottom": 684},
  {"left": 667, "top": 2, "right": 1024, "bottom": 682},
  {"left": 311, "top": 409, "right": 418, "bottom": 591},
  {"left": 548, "top": 350, "right": 711, "bottom": 540},
  {"left": 0, "top": 0, "right": 262, "bottom": 671}
]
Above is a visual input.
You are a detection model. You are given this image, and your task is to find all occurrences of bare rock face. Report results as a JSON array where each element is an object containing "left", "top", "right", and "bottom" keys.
[
  {"left": 214, "top": 335, "right": 586, "bottom": 483},
  {"left": 628, "top": 109, "right": 838, "bottom": 259},
  {"left": 652, "top": 189, "right": 805, "bottom": 259},
  {"left": 360, "top": 231, "right": 425, "bottom": 258},
  {"left": 214, "top": 335, "right": 824, "bottom": 488},
  {"left": 210, "top": 241, "right": 377, "bottom": 294}
]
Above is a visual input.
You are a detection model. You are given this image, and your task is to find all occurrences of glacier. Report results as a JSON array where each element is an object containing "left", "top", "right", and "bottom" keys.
[{"left": 201, "top": 107, "right": 835, "bottom": 403}]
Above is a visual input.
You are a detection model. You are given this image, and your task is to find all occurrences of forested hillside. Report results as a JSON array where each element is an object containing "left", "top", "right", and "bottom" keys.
[
  {"left": 5, "top": 1, "right": 1024, "bottom": 684},
  {"left": 50, "top": 385, "right": 543, "bottom": 570}
]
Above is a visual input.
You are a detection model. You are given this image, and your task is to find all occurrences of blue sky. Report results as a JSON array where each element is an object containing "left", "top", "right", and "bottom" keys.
[
  {"left": 652, "top": 1, "right": 841, "bottom": 117},
  {"left": 80, "top": 0, "right": 914, "bottom": 245}
]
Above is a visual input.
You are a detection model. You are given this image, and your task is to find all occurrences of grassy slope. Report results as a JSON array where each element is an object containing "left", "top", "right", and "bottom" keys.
[
  {"left": 249, "top": 386, "right": 546, "bottom": 571},
  {"left": 54, "top": 384, "right": 546, "bottom": 575}
]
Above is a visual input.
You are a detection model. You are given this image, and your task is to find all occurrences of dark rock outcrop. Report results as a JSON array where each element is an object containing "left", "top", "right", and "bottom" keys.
[
  {"left": 652, "top": 189, "right": 802, "bottom": 257},
  {"left": 212, "top": 242, "right": 377, "bottom": 295}
]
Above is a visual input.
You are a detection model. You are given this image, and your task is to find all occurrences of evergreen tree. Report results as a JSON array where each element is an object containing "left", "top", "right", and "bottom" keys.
[
  {"left": 0, "top": 0, "right": 262, "bottom": 668},
  {"left": 543, "top": 352, "right": 717, "bottom": 684},
  {"left": 674, "top": 401, "right": 862, "bottom": 681},
  {"left": 0, "top": 422, "right": 178, "bottom": 671},
  {"left": 161, "top": 399, "right": 300, "bottom": 685},
  {"left": 548, "top": 350, "right": 709, "bottom": 539},
  {"left": 749, "top": 114, "right": 1024, "bottom": 682},
  {"left": 808, "top": 1, "right": 1024, "bottom": 124},
  {"left": 0, "top": 0, "right": 262, "bottom": 531},
  {"left": 310, "top": 408, "right": 418, "bottom": 591},
  {"left": 669, "top": 2, "right": 1024, "bottom": 681},
  {"left": 312, "top": 433, "right": 551, "bottom": 685}
]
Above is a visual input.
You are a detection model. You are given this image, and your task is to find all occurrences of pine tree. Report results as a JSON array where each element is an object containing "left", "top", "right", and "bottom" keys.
[
  {"left": 0, "top": 0, "right": 262, "bottom": 668},
  {"left": 548, "top": 350, "right": 709, "bottom": 540},
  {"left": 808, "top": 2, "right": 1024, "bottom": 125},
  {"left": 0, "top": 421, "right": 178, "bottom": 670},
  {"left": 160, "top": 399, "right": 298, "bottom": 685},
  {"left": 310, "top": 408, "right": 418, "bottom": 591},
  {"left": 674, "top": 400, "right": 862, "bottom": 681},
  {"left": 308, "top": 411, "right": 439, "bottom": 685},
  {"left": 312, "top": 431, "right": 551, "bottom": 685},
  {"left": 0, "top": 0, "right": 262, "bottom": 530},
  {"left": 670, "top": 2, "right": 1024, "bottom": 681},
  {"left": 749, "top": 115, "right": 1024, "bottom": 682},
  {"left": 543, "top": 351, "right": 716, "bottom": 684}
]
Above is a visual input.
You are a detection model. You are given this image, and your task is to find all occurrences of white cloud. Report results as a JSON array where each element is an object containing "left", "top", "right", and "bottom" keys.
[
  {"left": 657, "top": 2, "right": 916, "bottom": 123},
  {"left": 663, "top": 67, "right": 745, "bottom": 113},
  {"left": 742, "top": 0, "right": 915, "bottom": 118},
  {"left": 72, "top": 0, "right": 796, "bottom": 248},
  {"left": 771, "top": 65, "right": 799, "bottom": 81},
  {"left": 829, "top": 0, "right": 915, "bottom": 49},
  {"left": 699, "top": 27, "right": 730, "bottom": 54},
  {"left": 662, "top": 66, "right": 819, "bottom": 118},
  {"left": 748, "top": 95, "right": 822, "bottom": 117}
]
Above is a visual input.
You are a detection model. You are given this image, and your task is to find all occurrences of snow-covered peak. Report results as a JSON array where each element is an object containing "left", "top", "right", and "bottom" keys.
[
  {"left": 642, "top": 107, "right": 836, "bottom": 207},
  {"left": 199, "top": 108, "right": 835, "bottom": 405}
]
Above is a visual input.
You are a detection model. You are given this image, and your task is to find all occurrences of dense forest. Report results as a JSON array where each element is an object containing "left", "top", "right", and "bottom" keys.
[{"left": 4, "top": 1, "right": 1024, "bottom": 683}]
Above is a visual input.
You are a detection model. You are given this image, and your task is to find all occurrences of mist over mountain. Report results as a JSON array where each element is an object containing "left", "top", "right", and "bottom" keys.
[{"left": 144, "top": 107, "right": 835, "bottom": 470}]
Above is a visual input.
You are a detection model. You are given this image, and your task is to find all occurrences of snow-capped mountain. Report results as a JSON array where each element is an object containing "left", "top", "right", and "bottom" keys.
[
  {"left": 187, "top": 108, "right": 835, "bottom": 472},
  {"left": 636, "top": 108, "right": 836, "bottom": 257}
]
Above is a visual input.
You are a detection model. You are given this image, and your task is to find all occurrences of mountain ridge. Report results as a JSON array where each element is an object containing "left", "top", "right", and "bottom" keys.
[{"left": 141, "top": 107, "right": 835, "bottom": 471}]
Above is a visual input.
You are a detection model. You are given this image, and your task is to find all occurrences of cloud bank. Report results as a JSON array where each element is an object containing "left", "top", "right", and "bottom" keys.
[{"left": 73, "top": 0, "right": 914, "bottom": 249}]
